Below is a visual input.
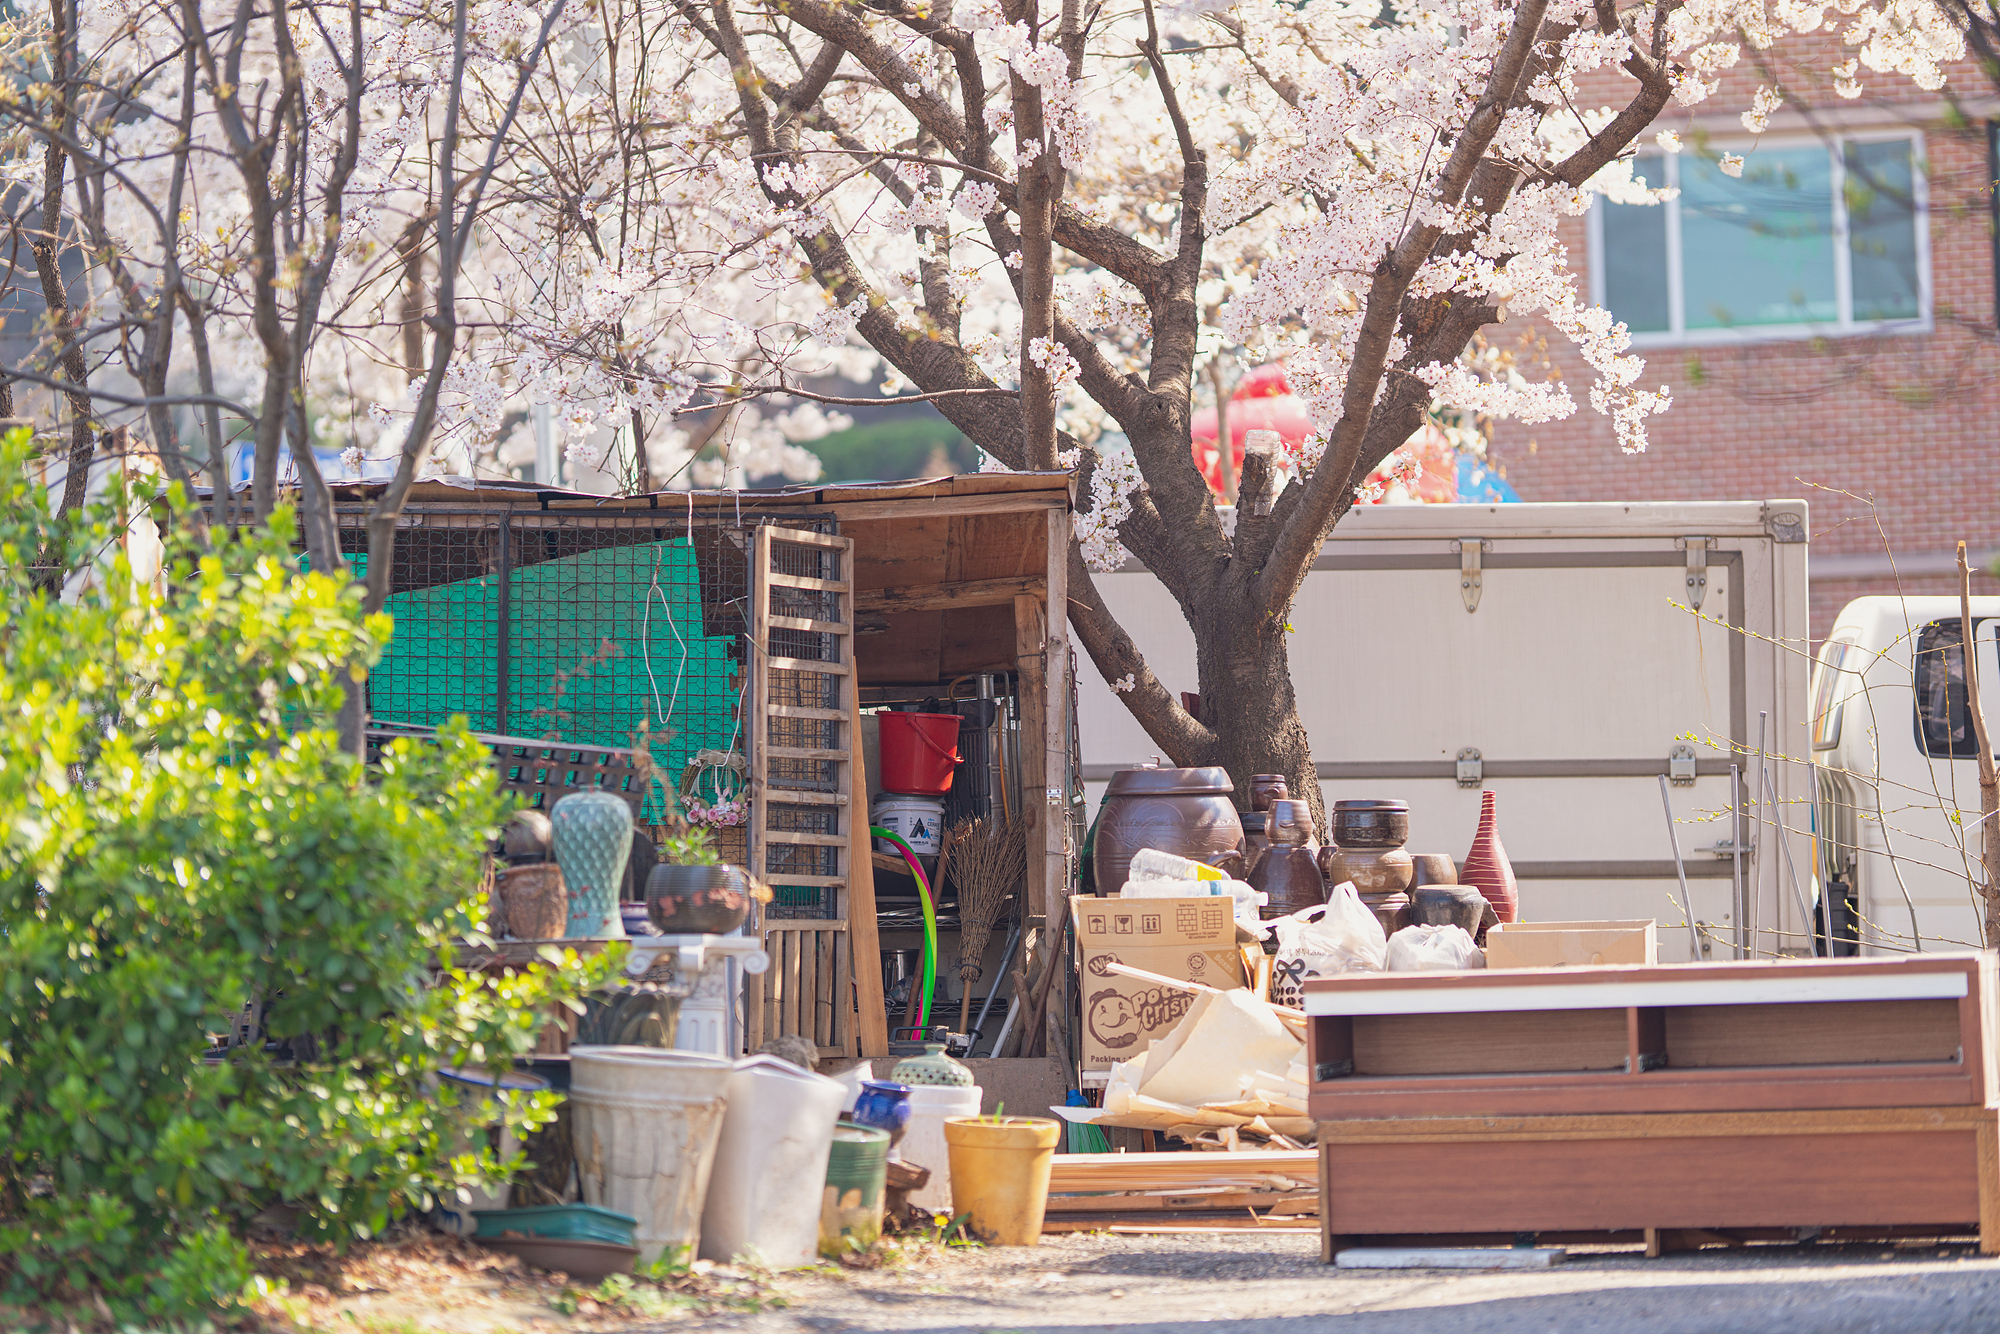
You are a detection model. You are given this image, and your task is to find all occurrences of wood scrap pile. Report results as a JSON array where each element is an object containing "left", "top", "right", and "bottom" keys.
[{"left": 1042, "top": 1150, "right": 1319, "bottom": 1233}]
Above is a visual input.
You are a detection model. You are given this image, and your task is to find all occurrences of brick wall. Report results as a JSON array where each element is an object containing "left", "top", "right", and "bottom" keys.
[{"left": 1496, "top": 46, "right": 2000, "bottom": 638}]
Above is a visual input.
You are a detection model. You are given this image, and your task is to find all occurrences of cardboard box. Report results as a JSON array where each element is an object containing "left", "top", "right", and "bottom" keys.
[
  {"left": 1074, "top": 895, "right": 1246, "bottom": 1072},
  {"left": 1485, "top": 919, "right": 1658, "bottom": 969}
]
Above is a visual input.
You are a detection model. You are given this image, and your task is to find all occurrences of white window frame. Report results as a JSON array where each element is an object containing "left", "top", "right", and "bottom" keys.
[{"left": 1587, "top": 130, "right": 1932, "bottom": 348}]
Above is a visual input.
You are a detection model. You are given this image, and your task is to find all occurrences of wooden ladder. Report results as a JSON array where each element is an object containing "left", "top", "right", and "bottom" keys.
[{"left": 744, "top": 525, "right": 888, "bottom": 1059}]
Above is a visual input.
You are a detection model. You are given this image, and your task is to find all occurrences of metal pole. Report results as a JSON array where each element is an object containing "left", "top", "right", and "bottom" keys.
[
  {"left": 1658, "top": 774, "right": 1705, "bottom": 961},
  {"left": 1730, "top": 763, "right": 1746, "bottom": 958},
  {"left": 1754, "top": 712, "right": 1769, "bottom": 956},
  {"left": 972, "top": 917, "right": 1023, "bottom": 1043},
  {"left": 1762, "top": 759, "right": 1820, "bottom": 957}
]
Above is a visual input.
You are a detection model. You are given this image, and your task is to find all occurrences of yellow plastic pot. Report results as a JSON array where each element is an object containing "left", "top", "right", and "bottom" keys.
[{"left": 942, "top": 1116, "right": 1061, "bottom": 1246}]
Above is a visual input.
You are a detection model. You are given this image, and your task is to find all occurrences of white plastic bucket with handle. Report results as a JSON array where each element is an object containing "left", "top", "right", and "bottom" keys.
[
  {"left": 872, "top": 793, "right": 946, "bottom": 856},
  {"left": 569, "top": 1045, "right": 734, "bottom": 1262},
  {"left": 900, "top": 1083, "right": 983, "bottom": 1213},
  {"left": 699, "top": 1056, "right": 847, "bottom": 1267}
]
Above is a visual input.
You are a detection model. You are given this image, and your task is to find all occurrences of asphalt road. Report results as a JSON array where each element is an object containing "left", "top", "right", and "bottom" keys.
[{"left": 724, "top": 1232, "right": 2000, "bottom": 1334}]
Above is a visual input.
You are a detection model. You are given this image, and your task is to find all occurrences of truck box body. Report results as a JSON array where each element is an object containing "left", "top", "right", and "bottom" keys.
[{"left": 1077, "top": 500, "right": 1815, "bottom": 963}]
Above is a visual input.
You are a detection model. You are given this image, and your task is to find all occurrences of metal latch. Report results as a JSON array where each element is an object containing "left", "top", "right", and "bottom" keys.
[
  {"left": 1451, "top": 538, "right": 1488, "bottom": 613},
  {"left": 1456, "top": 748, "right": 1484, "bottom": 787},
  {"left": 1677, "top": 536, "right": 1715, "bottom": 611},
  {"left": 1668, "top": 743, "right": 1697, "bottom": 786}
]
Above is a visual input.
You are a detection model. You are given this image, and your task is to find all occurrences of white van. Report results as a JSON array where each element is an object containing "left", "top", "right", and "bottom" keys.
[
  {"left": 1078, "top": 500, "right": 1816, "bottom": 963},
  {"left": 1810, "top": 595, "right": 2000, "bottom": 955}
]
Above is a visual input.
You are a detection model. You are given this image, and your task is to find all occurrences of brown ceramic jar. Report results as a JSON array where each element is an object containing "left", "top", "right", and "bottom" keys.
[
  {"left": 1092, "top": 765, "right": 1246, "bottom": 895},
  {"left": 1249, "top": 799, "right": 1325, "bottom": 918}
]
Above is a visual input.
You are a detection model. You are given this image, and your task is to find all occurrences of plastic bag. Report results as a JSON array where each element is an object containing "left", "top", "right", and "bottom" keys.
[
  {"left": 1269, "top": 884, "right": 1385, "bottom": 1008},
  {"left": 1385, "top": 923, "right": 1486, "bottom": 972}
]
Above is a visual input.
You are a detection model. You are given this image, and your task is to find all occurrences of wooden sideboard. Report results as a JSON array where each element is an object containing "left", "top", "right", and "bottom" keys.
[{"left": 1304, "top": 956, "right": 2000, "bottom": 1255}]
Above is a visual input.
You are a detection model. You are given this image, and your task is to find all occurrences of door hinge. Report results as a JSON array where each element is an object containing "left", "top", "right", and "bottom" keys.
[
  {"left": 1668, "top": 742, "right": 1698, "bottom": 786},
  {"left": 1451, "top": 538, "right": 1489, "bottom": 613},
  {"left": 1456, "top": 747, "right": 1484, "bottom": 788},
  {"left": 1676, "top": 536, "right": 1716, "bottom": 611}
]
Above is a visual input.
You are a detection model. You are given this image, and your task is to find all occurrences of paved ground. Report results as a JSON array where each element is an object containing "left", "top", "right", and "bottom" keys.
[{"left": 717, "top": 1233, "right": 2000, "bottom": 1334}]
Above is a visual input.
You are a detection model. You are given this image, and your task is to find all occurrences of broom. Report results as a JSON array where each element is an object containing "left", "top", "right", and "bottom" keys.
[{"left": 945, "top": 817, "right": 1028, "bottom": 1033}]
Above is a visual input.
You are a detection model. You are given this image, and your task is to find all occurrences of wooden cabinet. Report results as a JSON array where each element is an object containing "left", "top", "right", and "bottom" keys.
[{"left": 1304, "top": 957, "right": 2000, "bottom": 1255}]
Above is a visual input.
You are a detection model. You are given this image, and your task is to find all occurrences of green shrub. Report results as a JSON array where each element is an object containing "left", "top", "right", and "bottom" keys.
[{"left": 0, "top": 431, "right": 612, "bottom": 1322}]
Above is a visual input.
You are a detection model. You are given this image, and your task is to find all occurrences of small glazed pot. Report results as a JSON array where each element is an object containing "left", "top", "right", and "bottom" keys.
[
  {"left": 646, "top": 863, "right": 750, "bottom": 935},
  {"left": 1251, "top": 800, "right": 1326, "bottom": 918},
  {"left": 851, "top": 1080, "right": 914, "bottom": 1150},
  {"left": 1318, "top": 845, "right": 1415, "bottom": 895},
  {"left": 1410, "top": 883, "right": 1493, "bottom": 937},
  {"left": 1330, "top": 799, "right": 1411, "bottom": 850},
  {"left": 1247, "top": 775, "right": 1289, "bottom": 813},
  {"left": 1408, "top": 852, "right": 1459, "bottom": 888}
]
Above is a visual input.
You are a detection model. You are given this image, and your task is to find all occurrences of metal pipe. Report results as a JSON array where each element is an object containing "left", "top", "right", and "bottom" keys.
[
  {"left": 1730, "top": 763, "right": 1746, "bottom": 959},
  {"left": 1754, "top": 712, "right": 1769, "bottom": 955},
  {"left": 990, "top": 993, "right": 1021, "bottom": 1059},
  {"left": 1659, "top": 774, "right": 1705, "bottom": 961},
  {"left": 972, "top": 917, "right": 1023, "bottom": 1042}
]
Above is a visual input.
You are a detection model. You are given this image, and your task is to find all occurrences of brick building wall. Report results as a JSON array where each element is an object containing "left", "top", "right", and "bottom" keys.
[{"left": 1492, "top": 44, "right": 2000, "bottom": 639}]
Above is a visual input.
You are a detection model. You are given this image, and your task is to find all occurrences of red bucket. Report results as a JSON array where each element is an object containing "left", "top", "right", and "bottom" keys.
[{"left": 878, "top": 711, "right": 963, "bottom": 796}]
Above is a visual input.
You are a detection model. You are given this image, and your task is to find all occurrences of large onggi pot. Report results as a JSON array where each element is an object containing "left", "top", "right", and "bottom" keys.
[{"left": 1091, "top": 766, "right": 1245, "bottom": 895}]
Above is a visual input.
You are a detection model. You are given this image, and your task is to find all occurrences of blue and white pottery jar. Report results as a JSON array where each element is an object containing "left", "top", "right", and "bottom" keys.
[
  {"left": 550, "top": 789, "right": 633, "bottom": 938},
  {"left": 850, "top": 1079, "right": 914, "bottom": 1150}
]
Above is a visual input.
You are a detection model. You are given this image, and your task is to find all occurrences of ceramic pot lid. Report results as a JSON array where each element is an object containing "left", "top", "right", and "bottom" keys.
[{"left": 1104, "top": 765, "right": 1235, "bottom": 797}]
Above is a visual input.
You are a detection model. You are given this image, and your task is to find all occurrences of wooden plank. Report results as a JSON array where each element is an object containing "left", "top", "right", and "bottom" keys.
[
  {"left": 765, "top": 656, "right": 852, "bottom": 675},
  {"left": 767, "top": 528, "right": 852, "bottom": 550},
  {"left": 768, "top": 704, "right": 849, "bottom": 721},
  {"left": 765, "top": 830, "right": 850, "bottom": 848},
  {"left": 765, "top": 614, "right": 852, "bottom": 635},
  {"left": 853, "top": 575, "right": 1043, "bottom": 616},
  {"left": 1980, "top": 1112, "right": 2000, "bottom": 1255},
  {"left": 1301, "top": 955, "right": 1981, "bottom": 1008},
  {"left": 1320, "top": 1126, "right": 1982, "bottom": 1236},
  {"left": 749, "top": 524, "right": 774, "bottom": 905},
  {"left": 848, "top": 682, "right": 889, "bottom": 1058},
  {"left": 758, "top": 875, "right": 852, "bottom": 889},
  {"left": 761, "top": 745, "right": 853, "bottom": 761},
  {"left": 1016, "top": 591, "right": 1048, "bottom": 917},
  {"left": 799, "top": 926, "right": 819, "bottom": 1047},
  {"left": 761, "top": 918, "right": 850, "bottom": 932},
  {"left": 765, "top": 572, "right": 852, "bottom": 592},
  {"left": 766, "top": 789, "right": 849, "bottom": 806},
  {"left": 1041, "top": 505, "right": 1071, "bottom": 929},
  {"left": 822, "top": 491, "right": 1067, "bottom": 522}
]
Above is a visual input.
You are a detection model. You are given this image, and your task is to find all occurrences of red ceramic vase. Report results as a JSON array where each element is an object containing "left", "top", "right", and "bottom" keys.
[{"left": 1461, "top": 790, "right": 1518, "bottom": 924}]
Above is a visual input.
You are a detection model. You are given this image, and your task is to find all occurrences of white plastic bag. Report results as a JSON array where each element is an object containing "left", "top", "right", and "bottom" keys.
[
  {"left": 1269, "top": 884, "right": 1385, "bottom": 1008},
  {"left": 1385, "top": 923, "right": 1486, "bottom": 972}
]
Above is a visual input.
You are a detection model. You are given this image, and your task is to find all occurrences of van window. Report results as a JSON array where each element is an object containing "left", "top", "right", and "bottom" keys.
[
  {"left": 1913, "top": 618, "right": 1987, "bottom": 758},
  {"left": 1812, "top": 637, "right": 1856, "bottom": 749}
]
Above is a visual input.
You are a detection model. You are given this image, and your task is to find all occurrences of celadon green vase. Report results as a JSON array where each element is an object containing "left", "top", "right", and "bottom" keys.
[{"left": 551, "top": 790, "right": 632, "bottom": 938}]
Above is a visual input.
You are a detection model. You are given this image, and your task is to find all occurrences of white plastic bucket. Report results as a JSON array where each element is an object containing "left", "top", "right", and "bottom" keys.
[
  {"left": 899, "top": 1084, "right": 983, "bottom": 1213},
  {"left": 569, "top": 1045, "right": 734, "bottom": 1262},
  {"left": 872, "top": 793, "right": 946, "bottom": 857},
  {"left": 699, "top": 1056, "right": 847, "bottom": 1267}
]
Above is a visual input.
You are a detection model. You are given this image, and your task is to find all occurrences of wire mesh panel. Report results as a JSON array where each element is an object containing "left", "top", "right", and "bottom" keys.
[{"left": 334, "top": 504, "right": 831, "bottom": 822}]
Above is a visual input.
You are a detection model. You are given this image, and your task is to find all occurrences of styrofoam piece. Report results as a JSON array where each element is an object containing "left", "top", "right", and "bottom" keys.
[{"left": 1335, "top": 1247, "right": 1565, "bottom": 1270}]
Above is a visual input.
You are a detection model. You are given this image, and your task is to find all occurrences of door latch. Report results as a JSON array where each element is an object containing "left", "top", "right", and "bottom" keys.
[
  {"left": 1677, "top": 536, "right": 1716, "bottom": 611},
  {"left": 1451, "top": 539, "right": 1489, "bottom": 613},
  {"left": 1457, "top": 748, "right": 1484, "bottom": 787},
  {"left": 1669, "top": 743, "right": 1698, "bottom": 786}
]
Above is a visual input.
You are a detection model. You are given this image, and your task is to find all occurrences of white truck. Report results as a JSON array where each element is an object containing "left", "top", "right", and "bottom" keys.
[
  {"left": 1811, "top": 594, "right": 2000, "bottom": 954},
  {"left": 1076, "top": 500, "right": 1817, "bottom": 963}
]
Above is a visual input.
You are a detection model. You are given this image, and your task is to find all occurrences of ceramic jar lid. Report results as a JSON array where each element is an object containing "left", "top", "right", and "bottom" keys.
[
  {"left": 1104, "top": 765, "right": 1235, "bottom": 797},
  {"left": 890, "top": 1042, "right": 975, "bottom": 1086}
]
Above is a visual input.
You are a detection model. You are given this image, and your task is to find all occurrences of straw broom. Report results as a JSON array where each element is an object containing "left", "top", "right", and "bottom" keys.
[{"left": 945, "top": 817, "right": 1027, "bottom": 1032}]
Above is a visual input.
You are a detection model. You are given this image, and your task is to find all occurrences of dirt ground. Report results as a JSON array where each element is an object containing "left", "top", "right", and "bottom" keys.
[{"left": 257, "top": 1229, "right": 2000, "bottom": 1334}]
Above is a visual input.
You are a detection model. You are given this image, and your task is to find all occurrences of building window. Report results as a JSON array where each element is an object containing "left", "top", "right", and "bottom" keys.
[{"left": 1592, "top": 136, "right": 1928, "bottom": 344}]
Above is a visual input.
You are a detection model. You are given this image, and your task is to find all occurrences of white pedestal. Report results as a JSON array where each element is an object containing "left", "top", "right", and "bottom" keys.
[{"left": 621, "top": 934, "right": 768, "bottom": 1057}]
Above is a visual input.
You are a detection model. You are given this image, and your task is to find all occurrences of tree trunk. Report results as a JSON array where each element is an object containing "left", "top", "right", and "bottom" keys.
[{"left": 1191, "top": 605, "right": 1321, "bottom": 833}]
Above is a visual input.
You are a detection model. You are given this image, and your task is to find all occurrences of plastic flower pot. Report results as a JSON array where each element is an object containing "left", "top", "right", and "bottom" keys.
[{"left": 942, "top": 1116, "right": 1061, "bottom": 1246}]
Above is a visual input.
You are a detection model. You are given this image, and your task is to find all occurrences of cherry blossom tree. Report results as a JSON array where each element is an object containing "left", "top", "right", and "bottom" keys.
[{"left": 658, "top": 0, "right": 1963, "bottom": 820}]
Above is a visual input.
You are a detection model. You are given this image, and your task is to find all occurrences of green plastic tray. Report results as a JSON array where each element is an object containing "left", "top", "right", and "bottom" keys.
[{"left": 472, "top": 1204, "right": 638, "bottom": 1246}]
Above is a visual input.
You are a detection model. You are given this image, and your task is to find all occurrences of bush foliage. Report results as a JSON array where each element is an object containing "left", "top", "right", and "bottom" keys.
[{"left": 0, "top": 431, "right": 609, "bottom": 1321}]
